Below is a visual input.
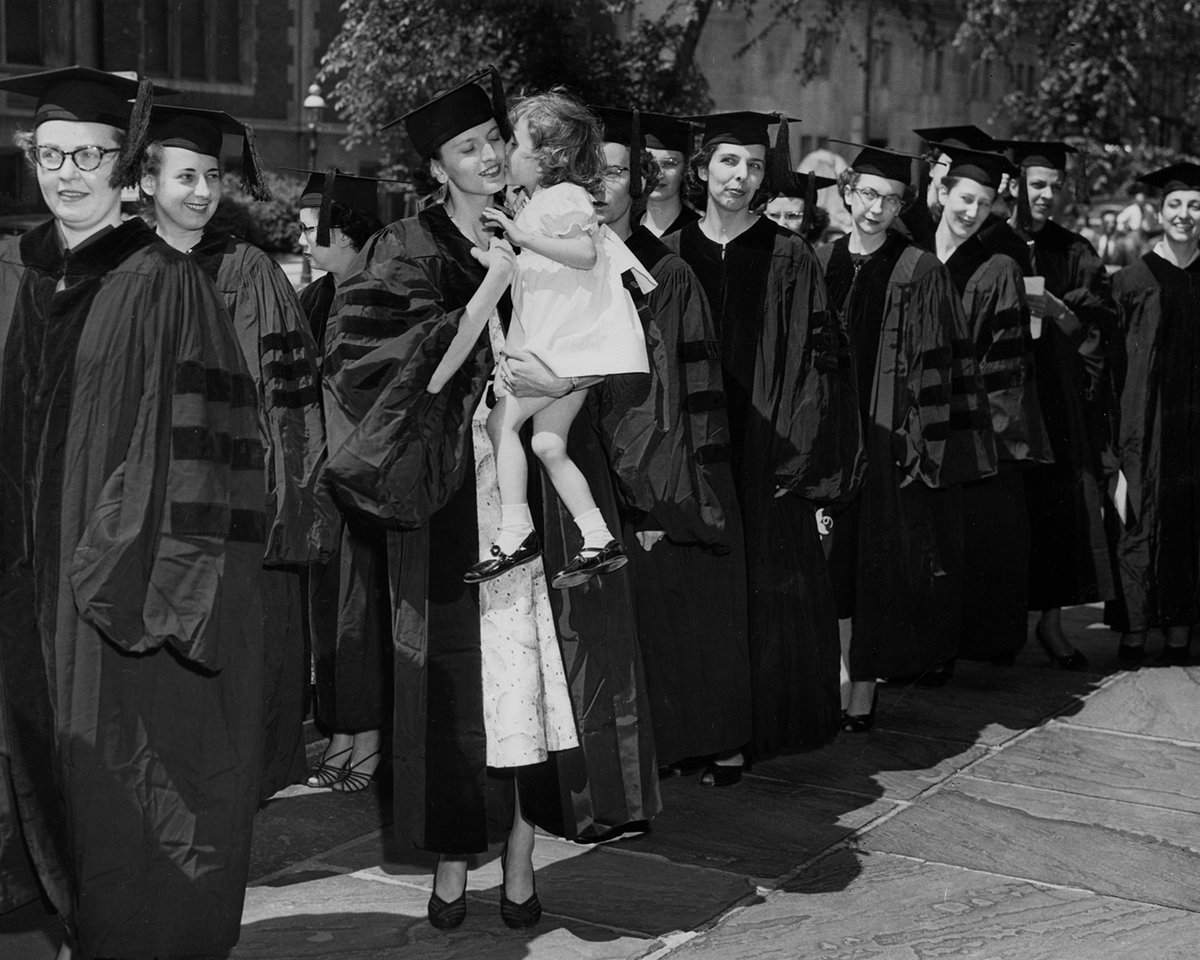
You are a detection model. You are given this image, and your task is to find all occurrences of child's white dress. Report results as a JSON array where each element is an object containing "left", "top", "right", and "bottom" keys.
[{"left": 506, "top": 181, "right": 655, "bottom": 377}]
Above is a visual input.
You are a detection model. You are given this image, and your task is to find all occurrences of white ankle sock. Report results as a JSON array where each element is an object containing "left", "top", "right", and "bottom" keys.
[
  {"left": 495, "top": 504, "right": 534, "bottom": 555},
  {"left": 573, "top": 507, "right": 612, "bottom": 551}
]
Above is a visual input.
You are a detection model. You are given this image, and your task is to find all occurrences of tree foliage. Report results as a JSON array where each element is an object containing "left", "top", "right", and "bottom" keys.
[
  {"left": 956, "top": 0, "right": 1200, "bottom": 194},
  {"left": 321, "top": 0, "right": 713, "bottom": 178}
]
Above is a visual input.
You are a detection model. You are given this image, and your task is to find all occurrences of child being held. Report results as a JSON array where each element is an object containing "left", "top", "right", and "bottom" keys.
[{"left": 464, "top": 90, "right": 654, "bottom": 589}]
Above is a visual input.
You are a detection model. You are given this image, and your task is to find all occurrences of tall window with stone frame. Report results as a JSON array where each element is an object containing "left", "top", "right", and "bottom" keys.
[
  {"left": 142, "top": 0, "right": 246, "bottom": 84},
  {"left": 1, "top": 0, "right": 43, "bottom": 66}
]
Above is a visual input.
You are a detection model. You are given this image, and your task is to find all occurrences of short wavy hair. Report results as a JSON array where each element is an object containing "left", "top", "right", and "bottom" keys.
[
  {"left": 685, "top": 140, "right": 771, "bottom": 210},
  {"left": 508, "top": 89, "right": 605, "bottom": 196}
]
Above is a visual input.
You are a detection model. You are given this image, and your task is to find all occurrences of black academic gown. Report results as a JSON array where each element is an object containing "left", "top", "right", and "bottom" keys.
[
  {"left": 300, "top": 271, "right": 337, "bottom": 356},
  {"left": 1107, "top": 252, "right": 1200, "bottom": 632},
  {"left": 324, "top": 205, "right": 659, "bottom": 850},
  {"left": 944, "top": 238, "right": 1053, "bottom": 659},
  {"left": 596, "top": 225, "right": 751, "bottom": 766},
  {"left": 1020, "top": 219, "right": 1118, "bottom": 608},
  {"left": 667, "top": 217, "right": 864, "bottom": 756},
  {"left": 642, "top": 204, "right": 700, "bottom": 238},
  {"left": 0, "top": 219, "right": 264, "bottom": 958},
  {"left": 819, "top": 232, "right": 997, "bottom": 680},
  {"left": 192, "top": 230, "right": 335, "bottom": 799}
]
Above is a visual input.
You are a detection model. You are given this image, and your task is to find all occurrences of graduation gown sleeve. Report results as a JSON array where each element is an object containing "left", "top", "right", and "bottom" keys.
[
  {"left": 892, "top": 253, "right": 997, "bottom": 488},
  {"left": 67, "top": 256, "right": 264, "bottom": 668},
  {"left": 599, "top": 249, "right": 733, "bottom": 548},
  {"left": 768, "top": 238, "right": 865, "bottom": 502},
  {"left": 322, "top": 222, "right": 494, "bottom": 527},
  {"left": 221, "top": 243, "right": 336, "bottom": 565}
]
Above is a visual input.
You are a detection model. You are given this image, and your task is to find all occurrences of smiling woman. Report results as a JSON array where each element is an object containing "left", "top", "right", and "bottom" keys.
[
  {"left": 0, "top": 65, "right": 266, "bottom": 960},
  {"left": 138, "top": 104, "right": 335, "bottom": 802}
]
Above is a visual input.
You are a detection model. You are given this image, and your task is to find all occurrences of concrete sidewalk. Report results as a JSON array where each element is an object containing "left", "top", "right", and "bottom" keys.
[{"left": 5, "top": 604, "right": 1200, "bottom": 958}]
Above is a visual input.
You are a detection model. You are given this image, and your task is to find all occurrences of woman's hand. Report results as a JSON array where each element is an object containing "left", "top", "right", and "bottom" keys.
[
  {"left": 480, "top": 206, "right": 532, "bottom": 248},
  {"left": 470, "top": 235, "right": 516, "bottom": 281},
  {"left": 498, "top": 347, "right": 571, "bottom": 398}
]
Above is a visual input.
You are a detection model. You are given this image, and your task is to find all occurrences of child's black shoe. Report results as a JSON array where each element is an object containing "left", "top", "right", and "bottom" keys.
[
  {"left": 463, "top": 532, "right": 541, "bottom": 584},
  {"left": 551, "top": 539, "right": 627, "bottom": 590}
]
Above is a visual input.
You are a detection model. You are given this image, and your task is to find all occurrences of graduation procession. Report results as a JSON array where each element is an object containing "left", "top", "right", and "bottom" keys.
[{"left": 2, "top": 4, "right": 1200, "bottom": 957}]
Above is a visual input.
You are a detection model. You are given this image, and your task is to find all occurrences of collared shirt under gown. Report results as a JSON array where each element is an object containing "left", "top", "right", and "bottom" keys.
[
  {"left": 1107, "top": 251, "right": 1200, "bottom": 632},
  {"left": 944, "top": 238, "right": 1053, "bottom": 660},
  {"left": 596, "top": 225, "right": 750, "bottom": 766},
  {"left": 324, "top": 204, "right": 657, "bottom": 850},
  {"left": 190, "top": 229, "right": 335, "bottom": 799},
  {"left": 819, "top": 232, "right": 997, "bottom": 680},
  {"left": 1019, "top": 219, "right": 1118, "bottom": 608},
  {"left": 0, "top": 219, "right": 265, "bottom": 959},
  {"left": 666, "top": 216, "right": 864, "bottom": 756}
]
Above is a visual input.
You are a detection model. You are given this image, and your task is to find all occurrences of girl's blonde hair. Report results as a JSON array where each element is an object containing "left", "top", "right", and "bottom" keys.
[{"left": 508, "top": 89, "right": 605, "bottom": 195}]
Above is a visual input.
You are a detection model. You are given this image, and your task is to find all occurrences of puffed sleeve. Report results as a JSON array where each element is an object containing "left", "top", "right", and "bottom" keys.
[
  {"left": 69, "top": 258, "right": 264, "bottom": 668},
  {"left": 523, "top": 183, "right": 598, "bottom": 239}
]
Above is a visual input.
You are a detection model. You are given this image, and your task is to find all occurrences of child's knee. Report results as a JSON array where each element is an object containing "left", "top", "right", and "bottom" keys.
[{"left": 530, "top": 431, "right": 568, "bottom": 465}]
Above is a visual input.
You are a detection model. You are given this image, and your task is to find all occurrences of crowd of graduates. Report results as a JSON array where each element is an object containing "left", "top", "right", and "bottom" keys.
[{"left": 0, "top": 61, "right": 1197, "bottom": 959}]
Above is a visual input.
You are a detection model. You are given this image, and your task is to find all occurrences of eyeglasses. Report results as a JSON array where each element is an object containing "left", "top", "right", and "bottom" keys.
[
  {"left": 602, "top": 165, "right": 630, "bottom": 181},
  {"left": 852, "top": 186, "right": 903, "bottom": 213},
  {"left": 31, "top": 144, "right": 121, "bottom": 172},
  {"left": 656, "top": 158, "right": 681, "bottom": 170}
]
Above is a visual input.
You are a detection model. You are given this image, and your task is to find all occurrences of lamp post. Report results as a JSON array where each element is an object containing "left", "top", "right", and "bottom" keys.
[{"left": 300, "top": 82, "right": 326, "bottom": 286}]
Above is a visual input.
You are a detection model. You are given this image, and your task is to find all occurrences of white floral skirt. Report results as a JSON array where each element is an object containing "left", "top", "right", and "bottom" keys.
[{"left": 473, "top": 321, "right": 578, "bottom": 767}]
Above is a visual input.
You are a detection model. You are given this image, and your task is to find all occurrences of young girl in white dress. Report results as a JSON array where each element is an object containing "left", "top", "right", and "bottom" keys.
[{"left": 464, "top": 90, "right": 654, "bottom": 589}]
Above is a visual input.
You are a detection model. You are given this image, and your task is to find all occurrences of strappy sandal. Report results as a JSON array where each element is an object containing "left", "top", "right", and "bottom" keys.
[
  {"left": 330, "top": 750, "right": 382, "bottom": 793},
  {"left": 304, "top": 746, "right": 352, "bottom": 788}
]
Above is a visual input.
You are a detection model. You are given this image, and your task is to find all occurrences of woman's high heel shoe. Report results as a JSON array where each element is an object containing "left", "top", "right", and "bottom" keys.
[
  {"left": 304, "top": 746, "right": 352, "bottom": 788},
  {"left": 842, "top": 688, "right": 878, "bottom": 734},
  {"left": 428, "top": 860, "right": 468, "bottom": 930},
  {"left": 1035, "top": 622, "right": 1089, "bottom": 671},
  {"left": 499, "top": 845, "right": 542, "bottom": 929},
  {"left": 330, "top": 750, "right": 382, "bottom": 793}
]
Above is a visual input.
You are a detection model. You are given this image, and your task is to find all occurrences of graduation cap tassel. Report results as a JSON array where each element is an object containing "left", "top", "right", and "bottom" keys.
[
  {"left": 1016, "top": 170, "right": 1033, "bottom": 236},
  {"left": 489, "top": 66, "right": 511, "bottom": 142},
  {"left": 116, "top": 74, "right": 155, "bottom": 188},
  {"left": 317, "top": 167, "right": 337, "bottom": 247},
  {"left": 801, "top": 171, "right": 816, "bottom": 237},
  {"left": 241, "top": 123, "right": 274, "bottom": 202},
  {"left": 629, "top": 108, "right": 643, "bottom": 200},
  {"left": 771, "top": 111, "right": 794, "bottom": 195}
]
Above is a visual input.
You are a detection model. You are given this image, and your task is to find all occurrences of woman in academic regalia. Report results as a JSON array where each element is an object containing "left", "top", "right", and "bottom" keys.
[
  {"left": 291, "top": 170, "right": 394, "bottom": 792},
  {"left": 0, "top": 66, "right": 265, "bottom": 960},
  {"left": 139, "top": 106, "right": 337, "bottom": 798},
  {"left": 666, "top": 112, "right": 864, "bottom": 770},
  {"left": 1107, "top": 162, "right": 1200, "bottom": 666},
  {"left": 931, "top": 145, "right": 1055, "bottom": 665},
  {"left": 638, "top": 110, "right": 700, "bottom": 237},
  {"left": 1003, "top": 140, "right": 1118, "bottom": 663},
  {"left": 818, "top": 143, "right": 996, "bottom": 730}
]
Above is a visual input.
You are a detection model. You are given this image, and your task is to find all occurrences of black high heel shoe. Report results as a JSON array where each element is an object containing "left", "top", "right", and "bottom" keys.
[
  {"left": 304, "top": 745, "right": 352, "bottom": 788},
  {"left": 1160, "top": 643, "right": 1192, "bottom": 666},
  {"left": 427, "top": 861, "right": 468, "bottom": 930},
  {"left": 330, "top": 750, "right": 382, "bottom": 793},
  {"left": 1035, "top": 621, "right": 1089, "bottom": 671},
  {"left": 842, "top": 687, "right": 878, "bottom": 734},
  {"left": 499, "top": 845, "right": 542, "bottom": 929}
]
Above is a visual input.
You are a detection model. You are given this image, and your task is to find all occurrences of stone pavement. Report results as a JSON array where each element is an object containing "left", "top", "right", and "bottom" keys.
[{"left": 4, "top": 604, "right": 1200, "bottom": 959}]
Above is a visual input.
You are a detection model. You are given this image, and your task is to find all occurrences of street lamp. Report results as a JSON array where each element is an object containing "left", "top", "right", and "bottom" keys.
[{"left": 300, "top": 82, "right": 326, "bottom": 285}]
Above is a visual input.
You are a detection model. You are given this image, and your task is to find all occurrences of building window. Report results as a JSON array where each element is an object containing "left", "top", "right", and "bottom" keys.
[
  {"left": 143, "top": 0, "right": 245, "bottom": 83},
  {"left": 873, "top": 39, "right": 893, "bottom": 89},
  {"left": 2, "top": 0, "right": 43, "bottom": 65}
]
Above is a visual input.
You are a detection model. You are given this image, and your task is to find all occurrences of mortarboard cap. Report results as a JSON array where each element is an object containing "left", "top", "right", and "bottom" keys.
[
  {"left": 0, "top": 64, "right": 170, "bottom": 187},
  {"left": 832, "top": 139, "right": 923, "bottom": 186},
  {"left": 913, "top": 124, "right": 998, "bottom": 151},
  {"left": 148, "top": 105, "right": 272, "bottom": 200},
  {"left": 928, "top": 142, "right": 1014, "bottom": 192},
  {"left": 1002, "top": 139, "right": 1077, "bottom": 171},
  {"left": 638, "top": 112, "right": 696, "bottom": 154},
  {"left": 589, "top": 105, "right": 648, "bottom": 198},
  {"left": 685, "top": 110, "right": 797, "bottom": 148},
  {"left": 772, "top": 172, "right": 837, "bottom": 198},
  {"left": 1138, "top": 162, "right": 1200, "bottom": 195},
  {"left": 381, "top": 66, "right": 508, "bottom": 159}
]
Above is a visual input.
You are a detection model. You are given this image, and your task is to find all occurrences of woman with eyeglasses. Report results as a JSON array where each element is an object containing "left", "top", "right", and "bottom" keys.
[
  {"left": 665, "top": 112, "right": 864, "bottom": 771},
  {"left": 639, "top": 112, "right": 700, "bottom": 237},
  {"left": 138, "top": 106, "right": 336, "bottom": 799},
  {"left": 0, "top": 67, "right": 267, "bottom": 960},
  {"left": 817, "top": 144, "right": 996, "bottom": 732}
]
